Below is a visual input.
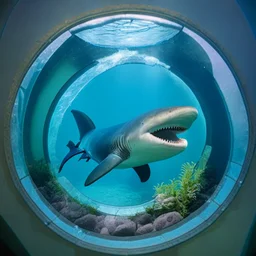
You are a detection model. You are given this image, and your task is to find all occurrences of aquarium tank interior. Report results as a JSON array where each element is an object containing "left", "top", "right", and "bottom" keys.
[{"left": 9, "top": 11, "right": 249, "bottom": 255}]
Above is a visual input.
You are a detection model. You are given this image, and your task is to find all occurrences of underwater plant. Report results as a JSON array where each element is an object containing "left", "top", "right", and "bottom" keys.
[
  {"left": 152, "top": 161, "right": 206, "bottom": 217},
  {"left": 28, "top": 159, "right": 56, "bottom": 188},
  {"left": 145, "top": 202, "right": 174, "bottom": 218},
  {"left": 28, "top": 159, "right": 101, "bottom": 216},
  {"left": 86, "top": 205, "right": 100, "bottom": 215}
]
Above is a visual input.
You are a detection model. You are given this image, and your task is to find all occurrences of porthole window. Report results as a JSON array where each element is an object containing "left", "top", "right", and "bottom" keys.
[{"left": 5, "top": 7, "right": 250, "bottom": 255}]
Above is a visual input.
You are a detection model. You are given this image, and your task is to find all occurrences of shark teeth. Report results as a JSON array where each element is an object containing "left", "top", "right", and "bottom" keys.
[
  {"left": 158, "top": 138, "right": 179, "bottom": 143},
  {"left": 150, "top": 126, "right": 187, "bottom": 133},
  {"left": 147, "top": 133, "right": 187, "bottom": 147},
  {"left": 149, "top": 126, "right": 187, "bottom": 145}
]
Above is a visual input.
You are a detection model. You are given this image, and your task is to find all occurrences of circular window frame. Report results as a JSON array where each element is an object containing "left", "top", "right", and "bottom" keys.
[{"left": 4, "top": 5, "right": 254, "bottom": 256}]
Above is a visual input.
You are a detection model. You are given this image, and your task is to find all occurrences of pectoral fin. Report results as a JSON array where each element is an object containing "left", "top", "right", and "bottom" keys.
[
  {"left": 84, "top": 154, "right": 124, "bottom": 186},
  {"left": 133, "top": 164, "right": 150, "bottom": 182}
]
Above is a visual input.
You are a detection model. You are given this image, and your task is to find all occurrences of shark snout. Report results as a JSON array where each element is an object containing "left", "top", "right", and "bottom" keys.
[
  {"left": 172, "top": 107, "right": 198, "bottom": 129},
  {"left": 142, "top": 106, "right": 198, "bottom": 133}
]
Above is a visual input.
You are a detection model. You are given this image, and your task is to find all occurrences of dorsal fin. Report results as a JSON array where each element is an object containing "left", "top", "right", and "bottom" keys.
[{"left": 71, "top": 110, "right": 95, "bottom": 140}]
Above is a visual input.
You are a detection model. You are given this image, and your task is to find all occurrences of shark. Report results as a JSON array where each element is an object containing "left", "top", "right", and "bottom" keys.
[{"left": 59, "top": 106, "right": 198, "bottom": 186}]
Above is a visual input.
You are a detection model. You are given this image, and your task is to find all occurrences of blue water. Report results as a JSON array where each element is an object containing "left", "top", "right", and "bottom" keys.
[{"left": 56, "top": 63, "right": 206, "bottom": 206}]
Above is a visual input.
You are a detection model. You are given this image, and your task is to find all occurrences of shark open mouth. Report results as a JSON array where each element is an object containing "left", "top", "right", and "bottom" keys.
[{"left": 149, "top": 126, "right": 187, "bottom": 146}]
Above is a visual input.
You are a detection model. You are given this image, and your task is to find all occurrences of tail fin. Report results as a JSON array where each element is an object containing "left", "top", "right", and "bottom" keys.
[
  {"left": 71, "top": 110, "right": 95, "bottom": 140},
  {"left": 59, "top": 141, "right": 84, "bottom": 173}
]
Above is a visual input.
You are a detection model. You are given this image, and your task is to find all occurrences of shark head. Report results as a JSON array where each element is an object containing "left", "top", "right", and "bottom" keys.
[{"left": 123, "top": 106, "right": 198, "bottom": 163}]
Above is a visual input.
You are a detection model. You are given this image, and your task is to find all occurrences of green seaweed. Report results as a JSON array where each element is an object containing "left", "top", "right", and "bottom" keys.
[
  {"left": 154, "top": 179, "right": 179, "bottom": 198},
  {"left": 28, "top": 159, "right": 55, "bottom": 188},
  {"left": 28, "top": 159, "right": 66, "bottom": 197},
  {"left": 72, "top": 197, "right": 84, "bottom": 206},
  {"left": 145, "top": 204, "right": 172, "bottom": 218},
  {"left": 87, "top": 205, "right": 100, "bottom": 215},
  {"left": 152, "top": 161, "right": 206, "bottom": 217},
  {"left": 71, "top": 197, "right": 100, "bottom": 215},
  {"left": 145, "top": 204, "right": 156, "bottom": 216},
  {"left": 28, "top": 159, "right": 101, "bottom": 216}
]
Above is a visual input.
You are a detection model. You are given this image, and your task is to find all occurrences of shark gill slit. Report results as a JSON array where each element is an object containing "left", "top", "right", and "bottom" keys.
[{"left": 116, "top": 135, "right": 130, "bottom": 159}]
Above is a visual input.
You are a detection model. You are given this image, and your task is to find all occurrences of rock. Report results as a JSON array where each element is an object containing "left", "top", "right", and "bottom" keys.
[
  {"left": 162, "top": 197, "right": 175, "bottom": 205},
  {"left": 39, "top": 186, "right": 55, "bottom": 202},
  {"left": 113, "top": 221, "right": 136, "bottom": 236},
  {"left": 94, "top": 216, "right": 106, "bottom": 232},
  {"left": 155, "top": 194, "right": 166, "bottom": 203},
  {"left": 60, "top": 207, "right": 86, "bottom": 222},
  {"left": 60, "top": 207, "right": 70, "bottom": 216},
  {"left": 51, "top": 194, "right": 64, "bottom": 204},
  {"left": 166, "top": 212, "right": 182, "bottom": 223},
  {"left": 97, "top": 215, "right": 105, "bottom": 222},
  {"left": 153, "top": 216, "right": 166, "bottom": 231},
  {"left": 104, "top": 216, "right": 118, "bottom": 234},
  {"left": 100, "top": 227, "right": 109, "bottom": 235},
  {"left": 155, "top": 195, "right": 175, "bottom": 208},
  {"left": 68, "top": 202, "right": 82, "bottom": 211},
  {"left": 38, "top": 187, "right": 51, "bottom": 201},
  {"left": 80, "top": 207, "right": 88, "bottom": 216},
  {"left": 51, "top": 200, "right": 66, "bottom": 211},
  {"left": 69, "top": 210, "right": 86, "bottom": 222},
  {"left": 94, "top": 220, "right": 105, "bottom": 233},
  {"left": 133, "top": 213, "right": 152, "bottom": 225},
  {"left": 137, "top": 224, "right": 143, "bottom": 229},
  {"left": 46, "top": 180, "right": 58, "bottom": 189},
  {"left": 115, "top": 217, "right": 130, "bottom": 226},
  {"left": 135, "top": 223, "right": 154, "bottom": 235},
  {"left": 153, "top": 212, "right": 182, "bottom": 231},
  {"left": 74, "top": 214, "right": 97, "bottom": 231},
  {"left": 102, "top": 216, "right": 138, "bottom": 236}
]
